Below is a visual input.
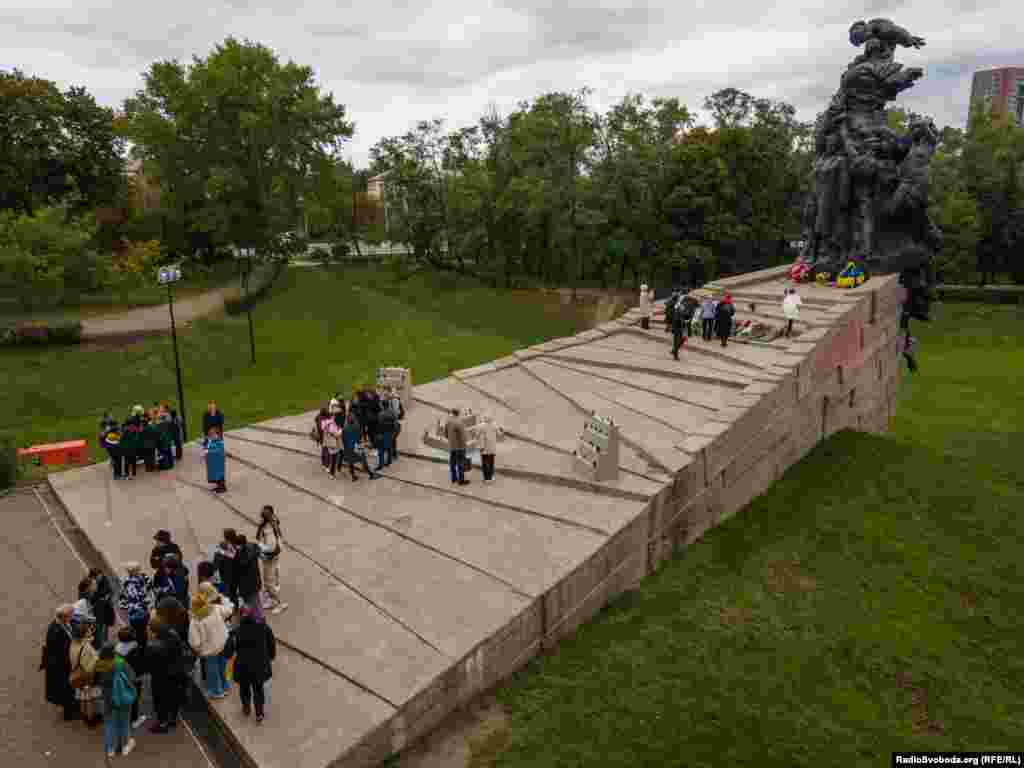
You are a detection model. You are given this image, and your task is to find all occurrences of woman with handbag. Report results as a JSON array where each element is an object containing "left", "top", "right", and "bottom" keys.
[{"left": 68, "top": 617, "right": 103, "bottom": 727}]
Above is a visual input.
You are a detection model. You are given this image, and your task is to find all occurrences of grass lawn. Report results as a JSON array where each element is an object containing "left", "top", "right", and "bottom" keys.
[
  {"left": 1, "top": 265, "right": 590, "bottom": 463},
  {"left": 483, "top": 302, "right": 1024, "bottom": 767}
]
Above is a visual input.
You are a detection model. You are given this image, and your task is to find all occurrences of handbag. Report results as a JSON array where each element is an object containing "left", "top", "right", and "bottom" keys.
[
  {"left": 69, "top": 646, "right": 90, "bottom": 690},
  {"left": 111, "top": 664, "right": 137, "bottom": 710}
]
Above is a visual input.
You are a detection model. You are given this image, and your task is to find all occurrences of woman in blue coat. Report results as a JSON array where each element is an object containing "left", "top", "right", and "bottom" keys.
[{"left": 204, "top": 427, "right": 226, "bottom": 493}]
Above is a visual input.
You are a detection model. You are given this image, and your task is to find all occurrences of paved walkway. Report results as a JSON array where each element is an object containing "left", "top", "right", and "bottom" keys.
[
  {"left": 80, "top": 285, "right": 238, "bottom": 339},
  {"left": 0, "top": 487, "right": 211, "bottom": 768}
]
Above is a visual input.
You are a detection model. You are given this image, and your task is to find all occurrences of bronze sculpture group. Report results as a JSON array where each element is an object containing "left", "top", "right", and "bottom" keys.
[{"left": 799, "top": 19, "right": 940, "bottom": 327}]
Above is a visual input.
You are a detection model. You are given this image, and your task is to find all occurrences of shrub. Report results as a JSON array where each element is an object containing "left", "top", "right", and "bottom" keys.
[
  {"left": 0, "top": 436, "right": 16, "bottom": 490},
  {"left": 0, "top": 320, "right": 83, "bottom": 347},
  {"left": 331, "top": 242, "right": 350, "bottom": 261}
]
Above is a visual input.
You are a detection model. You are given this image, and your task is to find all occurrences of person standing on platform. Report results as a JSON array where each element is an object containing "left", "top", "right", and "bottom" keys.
[
  {"left": 119, "top": 563, "right": 153, "bottom": 653},
  {"left": 478, "top": 414, "right": 502, "bottom": 482},
  {"left": 256, "top": 506, "right": 288, "bottom": 614},
  {"left": 212, "top": 530, "right": 237, "bottom": 602},
  {"left": 342, "top": 412, "right": 378, "bottom": 481},
  {"left": 445, "top": 408, "right": 469, "bottom": 485},
  {"left": 639, "top": 283, "right": 653, "bottom": 330},
  {"left": 700, "top": 296, "right": 717, "bottom": 341},
  {"left": 230, "top": 533, "right": 264, "bottom": 611},
  {"left": 150, "top": 530, "right": 183, "bottom": 571},
  {"left": 671, "top": 294, "right": 690, "bottom": 360},
  {"left": 782, "top": 287, "right": 802, "bottom": 338},
  {"left": 233, "top": 605, "right": 276, "bottom": 723},
  {"left": 188, "top": 589, "right": 233, "bottom": 699},
  {"left": 99, "top": 413, "right": 123, "bottom": 480},
  {"left": 716, "top": 292, "right": 736, "bottom": 347},
  {"left": 93, "top": 642, "right": 137, "bottom": 758},
  {"left": 204, "top": 427, "right": 227, "bottom": 493},
  {"left": 375, "top": 403, "right": 396, "bottom": 470}
]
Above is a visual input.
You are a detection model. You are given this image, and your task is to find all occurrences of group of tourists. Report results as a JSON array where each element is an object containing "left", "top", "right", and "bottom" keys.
[
  {"left": 663, "top": 288, "right": 738, "bottom": 357},
  {"left": 40, "top": 509, "right": 286, "bottom": 757},
  {"left": 312, "top": 385, "right": 405, "bottom": 480},
  {"left": 99, "top": 403, "right": 184, "bottom": 480},
  {"left": 443, "top": 408, "right": 501, "bottom": 485}
]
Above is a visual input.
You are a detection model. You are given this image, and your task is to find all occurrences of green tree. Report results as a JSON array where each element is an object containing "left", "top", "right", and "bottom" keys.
[
  {"left": 120, "top": 38, "right": 353, "bottom": 262},
  {"left": 0, "top": 69, "right": 125, "bottom": 216}
]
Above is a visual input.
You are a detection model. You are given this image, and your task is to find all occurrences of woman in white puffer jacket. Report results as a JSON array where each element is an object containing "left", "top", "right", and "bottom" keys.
[{"left": 188, "top": 584, "right": 234, "bottom": 699}]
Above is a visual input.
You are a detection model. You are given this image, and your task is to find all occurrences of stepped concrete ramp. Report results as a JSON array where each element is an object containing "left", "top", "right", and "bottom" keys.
[{"left": 48, "top": 266, "right": 905, "bottom": 768}]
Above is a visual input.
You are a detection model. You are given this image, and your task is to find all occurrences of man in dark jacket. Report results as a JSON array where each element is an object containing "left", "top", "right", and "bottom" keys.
[
  {"left": 150, "top": 530, "right": 183, "bottom": 571},
  {"left": 168, "top": 404, "right": 184, "bottom": 460},
  {"left": 671, "top": 294, "right": 691, "bottom": 360},
  {"left": 213, "top": 529, "right": 238, "bottom": 604},
  {"left": 99, "top": 413, "right": 123, "bottom": 480},
  {"left": 41, "top": 604, "right": 77, "bottom": 721},
  {"left": 376, "top": 406, "right": 396, "bottom": 470},
  {"left": 144, "top": 616, "right": 190, "bottom": 733},
  {"left": 234, "top": 606, "right": 276, "bottom": 721},
  {"left": 230, "top": 533, "right": 263, "bottom": 610}
]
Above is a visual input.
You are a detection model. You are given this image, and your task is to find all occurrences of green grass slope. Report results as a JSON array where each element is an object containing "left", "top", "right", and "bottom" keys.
[{"left": 488, "top": 302, "right": 1023, "bottom": 767}]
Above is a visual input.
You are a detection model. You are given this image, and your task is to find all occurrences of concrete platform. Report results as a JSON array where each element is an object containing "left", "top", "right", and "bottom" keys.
[{"left": 48, "top": 266, "right": 905, "bottom": 768}]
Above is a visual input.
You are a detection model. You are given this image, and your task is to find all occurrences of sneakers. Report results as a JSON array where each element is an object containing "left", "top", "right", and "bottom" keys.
[
  {"left": 132, "top": 715, "right": 148, "bottom": 729},
  {"left": 122, "top": 738, "right": 136, "bottom": 756},
  {"left": 242, "top": 704, "right": 251, "bottom": 717}
]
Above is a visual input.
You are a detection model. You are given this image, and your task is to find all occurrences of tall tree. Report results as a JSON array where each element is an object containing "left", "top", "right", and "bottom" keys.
[
  {"left": 0, "top": 69, "right": 125, "bottom": 216},
  {"left": 120, "top": 38, "right": 353, "bottom": 260}
]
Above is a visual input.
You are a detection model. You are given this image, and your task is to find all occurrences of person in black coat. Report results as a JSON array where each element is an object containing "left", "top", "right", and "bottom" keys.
[
  {"left": 150, "top": 530, "right": 183, "bottom": 571},
  {"left": 202, "top": 401, "right": 225, "bottom": 443},
  {"left": 233, "top": 606, "right": 276, "bottom": 721},
  {"left": 212, "top": 529, "right": 238, "bottom": 604},
  {"left": 144, "top": 615, "right": 191, "bottom": 733},
  {"left": 715, "top": 294, "right": 736, "bottom": 348},
  {"left": 230, "top": 533, "right": 263, "bottom": 609},
  {"left": 41, "top": 605, "right": 78, "bottom": 721}
]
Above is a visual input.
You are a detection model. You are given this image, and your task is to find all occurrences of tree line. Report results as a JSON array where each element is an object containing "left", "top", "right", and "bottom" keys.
[{"left": 2, "top": 37, "right": 1022, "bottom": 311}]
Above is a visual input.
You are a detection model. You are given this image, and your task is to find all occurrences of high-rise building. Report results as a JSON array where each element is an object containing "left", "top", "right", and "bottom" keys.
[{"left": 969, "top": 67, "right": 1024, "bottom": 125}]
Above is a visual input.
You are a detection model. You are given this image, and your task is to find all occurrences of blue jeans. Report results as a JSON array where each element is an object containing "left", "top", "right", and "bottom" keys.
[
  {"left": 104, "top": 709, "right": 131, "bottom": 753},
  {"left": 203, "top": 654, "right": 229, "bottom": 696},
  {"left": 449, "top": 450, "right": 466, "bottom": 483},
  {"left": 376, "top": 434, "right": 394, "bottom": 470}
]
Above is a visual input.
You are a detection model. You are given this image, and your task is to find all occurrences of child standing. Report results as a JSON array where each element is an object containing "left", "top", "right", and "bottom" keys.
[{"left": 782, "top": 287, "right": 802, "bottom": 338}]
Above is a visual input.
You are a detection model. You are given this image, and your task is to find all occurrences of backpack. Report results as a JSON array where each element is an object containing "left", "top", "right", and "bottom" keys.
[
  {"left": 221, "top": 628, "right": 237, "bottom": 659},
  {"left": 111, "top": 661, "right": 137, "bottom": 710}
]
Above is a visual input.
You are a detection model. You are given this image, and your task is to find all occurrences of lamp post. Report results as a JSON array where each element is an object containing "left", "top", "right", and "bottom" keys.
[
  {"left": 239, "top": 246, "right": 257, "bottom": 365},
  {"left": 158, "top": 264, "right": 188, "bottom": 443}
]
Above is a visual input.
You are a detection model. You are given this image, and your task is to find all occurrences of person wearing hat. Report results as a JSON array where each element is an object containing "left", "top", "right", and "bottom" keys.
[
  {"left": 233, "top": 604, "right": 277, "bottom": 722},
  {"left": 93, "top": 642, "right": 138, "bottom": 757},
  {"left": 150, "top": 530, "right": 183, "bottom": 571},
  {"left": 40, "top": 604, "right": 78, "bottom": 721},
  {"left": 188, "top": 586, "right": 234, "bottom": 699}
]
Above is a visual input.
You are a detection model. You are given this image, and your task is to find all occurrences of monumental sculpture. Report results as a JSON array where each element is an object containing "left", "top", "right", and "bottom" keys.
[{"left": 799, "top": 18, "right": 939, "bottom": 328}]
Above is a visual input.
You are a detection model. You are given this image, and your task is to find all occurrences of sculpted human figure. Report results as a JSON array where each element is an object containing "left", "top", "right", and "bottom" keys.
[{"left": 811, "top": 132, "right": 850, "bottom": 265}]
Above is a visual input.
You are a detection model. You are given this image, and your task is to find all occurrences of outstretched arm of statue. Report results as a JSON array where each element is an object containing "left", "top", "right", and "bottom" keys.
[{"left": 862, "top": 19, "right": 926, "bottom": 49}]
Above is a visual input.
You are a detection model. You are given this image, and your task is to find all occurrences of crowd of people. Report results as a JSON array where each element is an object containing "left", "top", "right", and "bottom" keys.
[
  {"left": 311, "top": 385, "right": 405, "bottom": 480},
  {"left": 98, "top": 403, "right": 184, "bottom": 480},
  {"left": 40, "top": 509, "right": 286, "bottom": 757},
  {"left": 663, "top": 284, "right": 806, "bottom": 356}
]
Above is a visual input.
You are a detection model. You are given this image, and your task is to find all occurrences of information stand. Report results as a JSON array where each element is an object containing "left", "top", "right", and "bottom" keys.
[{"left": 573, "top": 412, "right": 619, "bottom": 482}]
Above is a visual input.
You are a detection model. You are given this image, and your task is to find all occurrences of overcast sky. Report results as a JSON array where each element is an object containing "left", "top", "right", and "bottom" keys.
[{"left": 2, "top": 0, "right": 1020, "bottom": 167}]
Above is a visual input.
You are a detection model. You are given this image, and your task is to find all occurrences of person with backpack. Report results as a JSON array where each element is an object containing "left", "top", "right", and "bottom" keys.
[
  {"left": 145, "top": 613, "right": 193, "bottom": 733},
  {"left": 256, "top": 506, "right": 288, "bottom": 614},
  {"left": 117, "top": 562, "right": 152, "bottom": 653},
  {"left": 230, "top": 533, "right": 264, "bottom": 611},
  {"left": 234, "top": 605, "right": 277, "bottom": 722},
  {"left": 342, "top": 412, "right": 379, "bottom": 481},
  {"left": 188, "top": 587, "right": 234, "bottom": 699},
  {"left": 94, "top": 643, "right": 138, "bottom": 757},
  {"left": 115, "top": 625, "right": 148, "bottom": 730},
  {"left": 212, "top": 530, "right": 237, "bottom": 601},
  {"left": 715, "top": 292, "right": 736, "bottom": 347},
  {"left": 41, "top": 604, "right": 78, "bottom": 721},
  {"left": 99, "top": 412, "right": 124, "bottom": 480}
]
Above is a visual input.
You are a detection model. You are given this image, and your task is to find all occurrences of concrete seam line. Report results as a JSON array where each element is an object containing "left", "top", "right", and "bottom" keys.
[
  {"left": 182, "top": 719, "right": 219, "bottom": 768},
  {"left": 33, "top": 485, "right": 89, "bottom": 571},
  {"left": 177, "top": 477, "right": 450, "bottom": 658}
]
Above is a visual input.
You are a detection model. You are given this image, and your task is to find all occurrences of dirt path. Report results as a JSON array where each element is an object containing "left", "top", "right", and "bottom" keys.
[{"left": 80, "top": 285, "right": 238, "bottom": 339}]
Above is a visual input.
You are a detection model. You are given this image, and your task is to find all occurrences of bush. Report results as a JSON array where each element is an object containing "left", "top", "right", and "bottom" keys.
[
  {"left": 224, "top": 259, "right": 285, "bottom": 315},
  {"left": 0, "top": 320, "right": 83, "bottom": 347},
  {"left": 331, "top": 242, "right": 350, "bottom": 261},
  {"left": 0, "top": 436, "right": 16, "bottom": 490}
]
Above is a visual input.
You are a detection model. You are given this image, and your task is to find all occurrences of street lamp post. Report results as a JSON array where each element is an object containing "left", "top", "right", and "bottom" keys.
[
  {"left": 240, "top": 246, "right": 257, "bottom": 365},
  {"left": 158, "top": 264, "right": 188, "bottom": 443}
]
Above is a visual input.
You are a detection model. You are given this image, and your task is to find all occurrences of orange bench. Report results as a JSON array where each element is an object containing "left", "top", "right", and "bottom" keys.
[{"left": 18, "top": 440, "right": 89, "bottom": 466}]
